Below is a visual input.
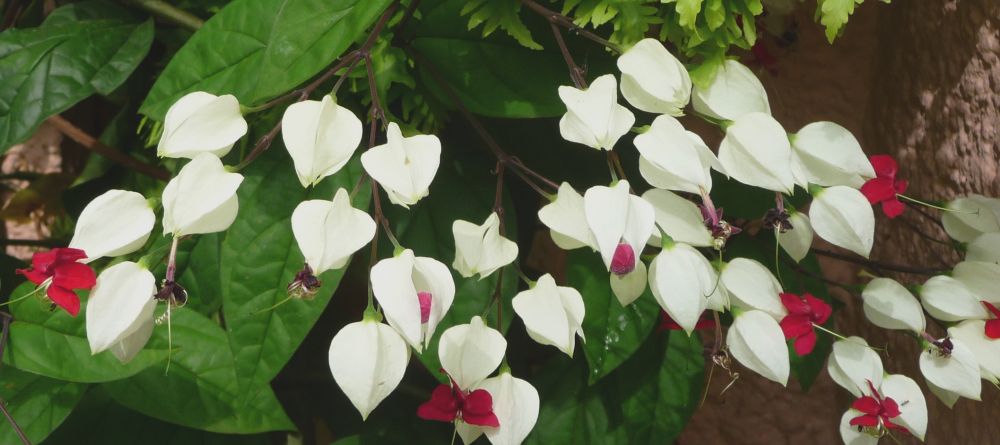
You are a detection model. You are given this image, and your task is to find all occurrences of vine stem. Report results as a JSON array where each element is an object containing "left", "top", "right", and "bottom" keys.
[
  {"left": 0, "top": 312, "right": 32, "bottom": 445},
  {"left": 548, "top": 22, "right": 587, "bottom": 89},
  {"left": 519, "top": 0, "right": 622, "bottom": 53},
  {"left": 809, "top": 247, "right": 948, "bottom": 276},
  {"left": 121, "top": 0, "right": 204, "bottom": 30},
  {"left": 47, "top": 115, "right": 171, "bottom": 181}
]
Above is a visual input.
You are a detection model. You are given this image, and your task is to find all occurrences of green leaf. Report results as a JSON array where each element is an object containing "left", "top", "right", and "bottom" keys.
[
  {"left": 4, "top": 283, "right": 168, "bottom": 383},
  {"left": 0, "top": 8, "right": 152, "bottom": 150},
  {"left": 219, "top": 148, "right": 367, "bottom": 398},
  {"left": 566, "top": 250, "right": 660, "bottom": 385},
  {"left": 676, "top": 0, "right": 705, "bottom": 30},
  {"left": 817, "top": 0, "right": 862, "bottom": 43},
  {"left": 102, "top": 307, "right": 293, "bottom": 433},
  {"left": 140, "top": 0, "right": 393, "bottom": 120},
  {"left": 176, "top": 233, "right": 224, "bottom": 315},
  {"left": 0, "top": 367, "right": 87, "bottom": 444},
  {"left": 524, "top": 355, "right": 627, "bottom": 444},
  {"left": 461, "top": 0, "right": 542, "bottom": 50}
]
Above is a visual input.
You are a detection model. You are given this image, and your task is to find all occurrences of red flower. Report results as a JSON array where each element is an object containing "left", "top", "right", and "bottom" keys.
[
  {"left": 417, "top": 376, "right": 499, "bottom": 428},
  {"left": 779, "top": 292, "right": 832, "bottom": 355},
  {"left": 15, "top": 248, "right": 95, "bottom": 316},
  {"left": 850, "top": 380, "right": 906, "bottom": 432},
  {"left": 657, "top": 311, "right": 716, "bottom": 332},
  {"left": 860, "top": 155, "right": 909, "bottom": 219},
  {"left": 983, "top": 301, "right": 1000, "bottom": 339}
]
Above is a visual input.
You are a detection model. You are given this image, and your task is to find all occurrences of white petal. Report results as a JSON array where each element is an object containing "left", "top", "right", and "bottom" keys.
[
  {"left": 360, "top": 122, "right": 440, "bottom": 207},
  {"left": 720, "top": 258, "right": 786, "bottom": 319},
  {"left": 861, "top": 278, "right": 925, "bottom": 333},
  {"left": 456, "top": 422, "right": 484, "bottom": 445},
  {"left": 291, "top": 189, "right": 376, "bottom": 274},
  {"left": 827, "top": 336, "right": 884, "bottom": 398},
  {"left": 412, "top": 255, "right": 456, "bottom": 347},
  {"left": 838, "top": 410, "right": 879, "bottom": 445},
  {"left": 110, "top": 314, "right": 154, "bottom": 364},
  {"left": 610, "top": 260, "right": 647, "bottom": 306},
  {"left": 951, "top": 260, "right": 1000, "bottom": 303},
  {"left": 966, "top": 232, "right": 1000, "bottom": 263},
  {"left": 918, "top": 338, "right": 981, "bottom": 401},
  {"left": 718, "top": 112, "right": 795, "bottom": 193},
  {"left": 282, "top": 96, "right": 363, "bottom": 188},
  {"left": 480, "top": 372, "right": 540, "bottom": 445},
  {"left": 809, "top": 185, "right": 875, "bottom": 258},
  {"left": 727, "top": 310, "right": 789, "bottom": 386},
  {"left": 634, "top": 115, "right": 711, "bottom": 194},
  {"left": 453, "top": 213, "right": 518, "bottom": 280},
  {"left": 438, "top": 316, "right": 507, "bottom": 390},
  {"left": 649, "top": 244, "right": 711, "bottom": 334},
  {"left": 616, "top": 38, "right": 691, "bottom": 115},
  {"left": 641, "top": 188, "right": 713, "bottom": 247},
  {"left": 948, "top": 320, "right": 1000, "bottom": 383},
  {"left": 691, "top": 59, "right": 771, "bottom": 121},
  {"left": 777, "top": 211, "right": 813, "bottom": 262},
  {"left": 158, "top": 92, "right": 248, "bottom": 159},
  {"left": 538, "top": 183, "right": 598, "bottom": 250},
  {"left": 161, "top": 153, "right": 244, "bottom": 236},
  {"left": 329, "top": 319, "right": 410, "bottom": 420},
  {"left": 584, "top": 182, "right": 630, "bottom": 269},
  {"left": 558, "top": 74, "right": 635, "bottom": 151},
  {"left": 86, "top": 262, "right": 156, "bottom": 355},
  {"left": 623, "top": 194, "right": 656, "bottom": 261},
  {"left": 918, "top": 275, "right": 988, "bottom": 322},
  {"left": 926, "top": 378, "right": 960, "bottom": 408},
  {"left": 370, "top": 250, "right": 422, "bottom": 351},
  {"left": 941, "top": 195, "right": 1000, "bottom": 242},
  {"left": 69, "top": 190, "right": 155, "bottom": 261},
  {"left": 513, "top": 275, "right": 575, "bottom": 356},
  {"left": 880, "top": 374, "right": 927, "bottom": 440},
  {"left": 790, "top": 122, "right": 874, "bottom": 188}
]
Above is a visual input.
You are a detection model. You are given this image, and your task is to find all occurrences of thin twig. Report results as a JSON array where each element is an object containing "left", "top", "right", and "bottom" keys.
[
  {"left": 0, "top": 312, "right": 32, "bottom": 445},
  {"left": 548, "top": 22, "right": 587, "bottom": 89},
  {"left": 810, "top": 247, "right": 947, "bottom": 276},
  {"left": 906, "top": 201, "right": 946, "bottom": 230},
  {"left": 519, "top": 0, "right": 622, "bottom": 53},
  {"left": 47, "top": 115, "right": 170, "bottom": 181}
]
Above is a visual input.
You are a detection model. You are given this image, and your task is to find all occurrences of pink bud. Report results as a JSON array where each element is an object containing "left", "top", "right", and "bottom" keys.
[
  {"left": 610, "top": 243, "right": 636, "bottom": 276},
  {"left": 418, "top": 291, "right": 432, "bottom": 323}
]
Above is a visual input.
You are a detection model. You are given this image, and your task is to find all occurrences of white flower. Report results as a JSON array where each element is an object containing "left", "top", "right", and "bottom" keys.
[
  {"left": 809, "top": 185, "right": 875, "bottom": 258},
  {"left": 691, "top": 59, "right": 770, "bottom": 121},
  {"left": 458, "top": 372, "right": 540, "bottom": 445},
  {"left": 919, "top": 337, "right": 981, "bottom": 402},
  {"left": 157, "top": 91, "right": 248, "bottom": 159},
  {"left": 966, "top": 232, "right": 1000, "bottom": 263},
  {"left": 438, "top": 316, "right": 507, "bottom": 391},
  {"left": 109, "top": 315, "right": 154, "bottom": 364},
  {"left": 558, "top": 74, "right": 635, "bottom": 151},
  {"left": 718, "top": 112, "right": 795, "bottom": 193},
  {"left": 649, "top": 243, "right": 721, "bottom": 334},
  {"left": 635, "top": 115, "right": 722, "bottom": 194},
  {"left": 360, "top": 122, "right": 440, "bottom": 208},
  {"left": 918, "top": 275, "right": 988, "bottom": 322},
  {"left": 616, "top": 38, "right": 691, "bottom": 115},
  {"left": 370, "top": 249, "right": 455, "bottom": 352},
  {"left": 281, "top": 95, "right": 363, "bottom": 188},
  {"left": 827, "top": 337, "right": 884, "bottom": 398},
  {"left": 720, "top": 258, "right": 786, "bottom": 319},
  {"left": 837, "top": 410, "right": 878, "bottom": 445},
  {"left": 291, "top": 188, "right": 375, "bottom": 275},
  {"left": 951, "top": 260, "right": 1000, "bottom": 304},
  {"left": 949, "top": 320, "right": 1000, "bottom": 383},
  {"left": 328, "top": 317, "right": 410, "bottom": 419},
  {"left": 727, "top": 309, "right": 789, "bottom": 386},
  {"left": 69, "top": 190, "right": 155, "bottom": 261},
  {"left": 790, "top": 122, "right": 875, "bottom": 188},
  {"left": 839, "top": 374, "right": 927, "bottom": 442},
  {"left": 537, "top": 182, "right": 598, "bottom": 250},
  {"left": 162, "top": 153, "right": 244, "bottom": 236},
  {"left": 777, "top": 211, "right": 813, "bottom": 262},
  {"left": 584, "top": 180, "right": 655, "bottom": 305},
  {"left": 861, "top": 278, "right": 925, "bottom": 333},
  {"left": 941, "top": 194, "right": 1000, "bottom": 242},
  {"left": 452, "top": 212, "right": 518, "bottom": 279},
  {"left": 511, "top": 274, "right": 585, "bottom": 357},
  {"left": 85, "top": 262, "right": 156, "bottom": 362},
  {"left": 641, "top": 188, "right": 713, "bottom": 247}
]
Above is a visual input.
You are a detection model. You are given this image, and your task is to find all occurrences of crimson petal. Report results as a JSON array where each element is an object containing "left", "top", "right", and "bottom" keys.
[
  {"left": 984, "top": 319, "right": 1000, "bottom": 339},
  {"left": 869, "top": 155, "right": 899, "bottom": 179},
  {"left": 780, "top": 314, "right": 813, "bottom": 339},
  {"left": 793, "top": 330, "right": 818, "bottom": 356},
  {"left": 860, "top": 178, "right": 897, "bottom": 204},
  {"left": 15, "top": 268, "right": 48, "bottom": 285},
  {"left": 46, "top": 285, "right": 80, "bottom": 316},
  {"left": 416, "top": 385, "right": 459, "bottom": 422},
  {"left": 849, "top": 414, "right": 880, "bottom": 428},
  {"left": 779, "top": 293, "right": 810, "bottom": 315},
  {"left": 881, "top": 396, "right": 901, "bottom": 418},
  {"left": 804, "top": 294, "right": 833, "bottom": 324},
  {"left": 52, "top": 262, "right": 96, "bottom": 290},
  {"left": 851, "top": 396, "right": 881, "bottom": 415}
]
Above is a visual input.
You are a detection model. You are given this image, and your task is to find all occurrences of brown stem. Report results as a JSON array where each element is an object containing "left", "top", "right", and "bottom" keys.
[
  {"left": 519, "top": 0, "right": 622, "bottom": 53},
  {"left": 549, "top": 22, "right": 587, "bottom": 89},
  {"left": 0, "top": 312, "right": 32, "bottom": 445},
  {"left": 906, "top": 201, "right": 946, "bottom": 230},
  {"left": 606, "top": 150, "right": 627, "bottom": 182},
  {"left": 810, "top": 247, "right": 947, "bottom": 276},
  {"left": 47, "top": 115, "right": 170, "bottom": 181}
]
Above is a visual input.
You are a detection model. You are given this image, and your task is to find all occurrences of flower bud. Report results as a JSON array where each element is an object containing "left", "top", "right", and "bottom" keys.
[
  {"left": 157, "top": 91, "right": 248, "bottom": 159},
  {"left": 649, "top": 243, "right": 721, "bottom": 334},
  {"left": 538, "top": 182, "right": 598, "bottom": 250},
  {"left": 827, "top": 337, "right": 883, "bottom": 398},
  {"left": 941, "top": 194, "right": 1000, "bottom": 242},
  {"left": 720, "top": 258, "right": 786, "bottom": 319},
  {"left": 948, "top": 320, "right": 1000, "bottom": 383},
  {"left": 641, "top": 188, "right": 713, "bottom": 247},
  {"left": 727, "top": 310, "right": 790, "bottom": 386},
  {"left": 439, "top": 316, "right": 507, "bottom": 391},
  {"left": 162, "top": 153, "right": 244, "bottom": 236},
  {"left": 809, "top": 185, "right": 874, "bottom": 258},
  {"left": 291, "top": 188, "right": 375, "bottom": 275},
  {"left": 512, "top": 274, "right": 585, "bottom": 357},
  {"left": 282, "top": 95, "right": 363, "bottom": 188},
  {"left": 635, "top": 115, "right": 722, "bottom": 194},
  {"left": 558, "top": 74, "right": 635, "bottom": 151},
  {"left": 861, "top": 278, "right": 925, "bottom": 333},
  {"left": 918, "top": 337, "right": 981, "bottom": 402},
  {"left": 789, "top": 122, "right": 874, "bottom": 188},
  {"left": 85, "top": 262, "right": 156, "bottom": 362},
  {"left": 328, "top": 318, "right": 410, "bottom": 420},
  {"left": 452, "top": 212, "right": 518, "bottom": 279},
  {"left": 69, "top": 190, "right": 155, "bottom": 261},
  {"left": 776, "top": 211, "right": 813, "bottom": 262},
  {"left": 584, "top": 181, "right": 655, "bottom": 304},
  {"left": 718, "top": 112, "right": 795, "bottom": 193},
  {"left": 360, "top": 122, "right": 441, "bottom": 208},
  {"left": 918, "top": 275, "right": 988, "bottom": 322},
  {"left": 692, "top": 60, "right": 770, "bottom": 121},
  {"left": 616, "top": 38, "right": 691, "bottom": 115},
  {"left": 371, "top": 249, "right": 455, "bottom": 352}
]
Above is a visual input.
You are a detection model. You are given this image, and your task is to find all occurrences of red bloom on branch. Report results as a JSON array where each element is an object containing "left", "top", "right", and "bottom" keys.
[
  {"left": 657, "top": 311, "right": 716, "bottom": 332},
  {"left": 850, "top": 380, "right": 906, "bottom": 432},
  {"left": 779, "top": 292, "right": 832, "bottom": 355},
  {"left": 417, "top": 376, "right": 499, "bottom": 428},
  {"left": 982, "top": 301, "right": 1000, "bottom": 339},
  {"left": 860, "top": 155, "right": 909, "bottom": 219},
  {"left": 15, "top": 248, "right": 95, "bottom": 316}
]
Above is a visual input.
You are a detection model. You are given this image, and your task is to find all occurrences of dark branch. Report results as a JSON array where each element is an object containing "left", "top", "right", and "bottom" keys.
[{"left": 47, "top": 115, "right": 170, "bottom": 181}]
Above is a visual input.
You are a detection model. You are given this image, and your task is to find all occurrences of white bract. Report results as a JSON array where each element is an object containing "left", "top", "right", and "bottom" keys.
[
  {"left": 291, "top": 188, "right": 375, "bottom": 275},
  {"left": 538, "top": 182, "right": 598, "bottom": 250},
  {"left": 459, "top": 372, "right": 540, "bottom": 445},
  {"left": 328, "top": 318, "right": 409, "bottom": 420},
  {"left": 727, "top": 309, "right": 790, "bottom": 386},
  {"left": 809, "top": 185, "right": 874, "bottom": 258},
  {"left": 558, "top": 74, "right": 635, "bottom": 151},
  {"left": 370, "top": 249, "right": 455, "bottom": 352},
  {"left": 949, "top": 320, "right": 1000, "bottom": 383},
  {"left": 452, "top": 212, "right": 518, "bottom": 279},
  {"left": 157, "top": 91, "right": 247, "bottom": 159},
  {"left": 861, "top": 278, "right": 925, "bottom": 333},
  {"left": 584, "top": 180, "right": 655, "bottom": 305},
  {"left": 880, "top": 374, "right": 928, "bottom": 440},
  {"left": 720, "top": 258, "right": 785, "bottom": 319},
  {"left": 360, "top": 122, "right": 441, "bottom": 207},
  {"left": 616, "top": 38, "right": 691, "bottom": 115},
  {"left": 941, "top": 194, "right": 1000, "bottom": 242},
  {"left": 777, "top": 211, "right": 813, "bottom": 262},
  {"left": 951, "top": 260, "right": 1000, "bottom": 304},
  {"left": 692, "top": 59, "right": 770, "bottom": 121},
  {"left": 161, "top": 153, "right": 244, "bottom": 236},
  {"left": 919, "top": 337, "right": 981, "bottom": 402},
  {"left": 649, "top": 243, "right": 721, "bottom": 333},
  {"left": 837, "top": 410, "right": 878, "bottom": 445},
  {"left": 718, "top": 112, "right": 795, "bottom": 193},
  {"left": 85, "top": 262, "right": 156, "bottom": 362},
  {"left": 438, "top": 316, "right": 507, "bottom": 391},
  {"left": 790, "top": 122, "right": 874, "bottom": 188},
  {"left": 918, "top": 275, "right": 988, "bottom": 322},
  {"left": 69, "top": 190, "right": 155, "bottom": 261},
  {"left": 827, "top": 337, "right": 884, "bottom": 398},
  {"left": 511, "top": 274, "right": 585, "bottom": 357},
  {"left": 281, "top": 95, "right": 363, "bottom": 188},
  {"left": 966, "top": 232, "right": 1000, "bottom": 263},
  {"left": 641, "top": 188, "right": 713, "bottom": 247},
  {"left": 635, "top": 115, "right": 722, "bottom": 194}
]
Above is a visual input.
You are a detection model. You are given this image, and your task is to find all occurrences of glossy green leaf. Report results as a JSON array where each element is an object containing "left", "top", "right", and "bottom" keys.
[
  {"left": 140, "top": 0, "right": 393, "bottom": 119},
  {"left": 566, "top": 250, "right": 660, "bottom": 384},
  {"left": 0, "top": 7, "right": 152, "bottom": 150},
  {"left": 176, "top": 233, "right": 223, "bottom": 315},
  {"left": 0, "top": 367, "right": 87, "bottom": 444},
  {"left": 524, "top": 355, "right": 626, "bottom": 444}
]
